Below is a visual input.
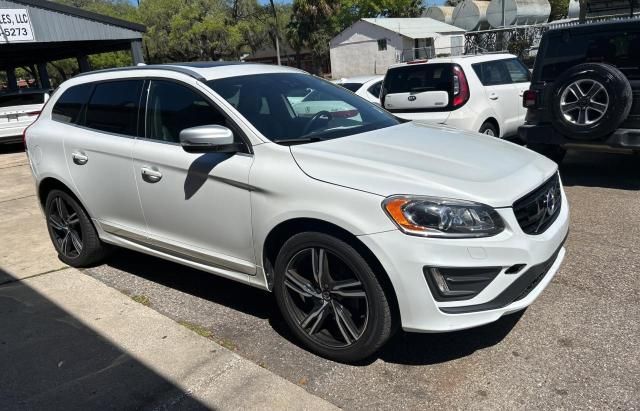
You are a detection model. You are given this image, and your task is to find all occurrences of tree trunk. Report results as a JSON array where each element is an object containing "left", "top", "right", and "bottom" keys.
[{"left": 579, "top": 0, "right": 588, "bottom": 22}]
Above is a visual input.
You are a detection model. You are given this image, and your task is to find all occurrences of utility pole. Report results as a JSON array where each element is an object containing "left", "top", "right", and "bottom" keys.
[{"left": 269, "top": 0, "right": 281, "bottom": 65}]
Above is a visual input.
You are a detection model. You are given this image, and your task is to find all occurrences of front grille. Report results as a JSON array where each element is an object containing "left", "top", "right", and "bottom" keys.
[{"left": 513, "top": 173, "right": 562, "bottom": 235}]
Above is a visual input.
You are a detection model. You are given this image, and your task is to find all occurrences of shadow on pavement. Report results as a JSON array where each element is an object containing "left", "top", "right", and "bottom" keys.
[
  {"left": 106, "top": 249, "right": 275, "bottom": 320},
  {"left": 0, "top": 267, "right": 208, "bottom": 410},
  {"left": 0, "top": 143, "right": 25, "bottom": 155},
  {"left": 105, "top": 249, "right": 524, "bottom": 366},
  {"left": 378, "top": 310, "right": 525, "bottom": 365},
  {"left": 559, "top": 150, "right": 640, "bottom": 190}
]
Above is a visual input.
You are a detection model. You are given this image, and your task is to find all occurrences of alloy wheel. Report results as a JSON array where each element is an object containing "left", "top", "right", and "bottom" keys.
[
  {"left": 47, "top": 195, "right": 83, "bottom": 258},
  {"left": 560, "top": 79, "right": 609, "bottom": 126},
  {"left": 283, "top": 247, "right": 369, "bottom": 348}
]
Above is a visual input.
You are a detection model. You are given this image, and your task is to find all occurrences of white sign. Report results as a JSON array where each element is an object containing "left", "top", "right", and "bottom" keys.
[{"left": 0, "top": 9, "right": 35, "bottom": 43}]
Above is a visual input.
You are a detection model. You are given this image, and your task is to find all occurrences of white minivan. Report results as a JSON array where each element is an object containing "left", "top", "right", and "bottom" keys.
[
  {"left": 382, "top": 54, "right": 531, "bottom": 137},
  {"left": 26, "top": 62, "right": 568, "bottom": 362}
]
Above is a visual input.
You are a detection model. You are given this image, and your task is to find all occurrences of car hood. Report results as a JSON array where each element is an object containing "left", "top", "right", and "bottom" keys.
[{"left": 290, "top": 122, "right": 557, "bottom": 207}]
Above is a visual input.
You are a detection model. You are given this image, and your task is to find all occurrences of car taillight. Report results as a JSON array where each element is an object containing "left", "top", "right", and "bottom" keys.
[
  {"left": 523, "top": 89, "right": 538, "bottom": 108},
  {"left": 452, "top": 65, "right": 469, "bottom": 108},
  {"left": 26, "top": 111, "right": 41, "bottom": 116}
]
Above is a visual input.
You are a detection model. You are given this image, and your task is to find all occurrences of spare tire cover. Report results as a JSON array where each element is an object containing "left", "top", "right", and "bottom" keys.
[{"left": 551, "top": 63, "right": 632, "bottom": 141}]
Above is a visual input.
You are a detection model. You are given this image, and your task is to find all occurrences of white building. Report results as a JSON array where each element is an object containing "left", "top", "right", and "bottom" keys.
[{"left": 330, "top": 18, "right": 466, "bottom": 78}]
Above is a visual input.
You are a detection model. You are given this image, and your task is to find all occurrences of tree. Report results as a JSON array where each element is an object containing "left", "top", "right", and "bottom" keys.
[{"left": 548, "top": 0, "right": 571, "bottom": 21}]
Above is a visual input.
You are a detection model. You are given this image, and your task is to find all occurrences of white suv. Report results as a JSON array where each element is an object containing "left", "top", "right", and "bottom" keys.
[
  {"left": 0, "top": 89, "right": 50, "bottom": 144},
  {"left": 26, "top": 63, "right": 568, "bottom": 362},
  {"left": 382, "top": 54, "right": 531, "bottom": 137}
]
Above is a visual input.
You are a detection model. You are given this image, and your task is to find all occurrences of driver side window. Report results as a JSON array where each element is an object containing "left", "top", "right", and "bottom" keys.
[{"left": 145, "top": 80, "right": 230, "bottom": 143}]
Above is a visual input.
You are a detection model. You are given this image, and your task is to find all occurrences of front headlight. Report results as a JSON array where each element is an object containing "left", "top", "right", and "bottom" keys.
[{"left": 382, "top": 195, "right": 505, "bottom": 238}]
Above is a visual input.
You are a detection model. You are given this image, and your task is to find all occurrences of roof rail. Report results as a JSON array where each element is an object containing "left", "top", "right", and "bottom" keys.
[{"left": 75, "top": 64, "right": 209, "bottom": 81}]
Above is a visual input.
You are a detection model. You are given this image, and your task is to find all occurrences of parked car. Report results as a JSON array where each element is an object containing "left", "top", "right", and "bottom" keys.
[
  {"left": 289, "top": 88, "right": 361, "bottom": 119},
  {"left": 334, "top": 75, "right": 384, "bottom": 105},
  {"left": 381, "top": 54, "right": 531, "bottom": 137},
  {"left": 26, "top": 63, "right": 569, "bottom": 362},
  {"left": 519, "top": 19, "right": 640, "bottom": 163},
  {"left": 0, "top": 89, "right": 50, "bottom": 144}
]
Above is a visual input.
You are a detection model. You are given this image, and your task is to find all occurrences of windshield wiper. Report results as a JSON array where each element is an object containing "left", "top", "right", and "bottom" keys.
[{"left": 273, "top": 136, "right": 333, "bottom": 146}]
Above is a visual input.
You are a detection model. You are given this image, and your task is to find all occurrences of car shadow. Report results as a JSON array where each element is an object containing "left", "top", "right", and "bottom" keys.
[
  {"left": 559, "top": 150, "right": 640, "bottom": 190},
  {"left": 183, "top": 152, "right": 234, "bottom": 200},
  {"left": 105, "top": 249, "right": 524, "bottom": 367},
  {"left": 105, "top": 248, "right": 275, "bottom": 320}
]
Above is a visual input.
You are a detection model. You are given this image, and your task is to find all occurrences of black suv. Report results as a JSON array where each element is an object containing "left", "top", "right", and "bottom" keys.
[{"left": 519, "top": 19, "right": 639, "bottom": 163}]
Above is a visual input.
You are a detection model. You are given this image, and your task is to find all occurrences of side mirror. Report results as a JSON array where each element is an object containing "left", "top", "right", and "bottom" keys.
[{"left": 179, "top": 125, "right": 240, "bottom": 153}]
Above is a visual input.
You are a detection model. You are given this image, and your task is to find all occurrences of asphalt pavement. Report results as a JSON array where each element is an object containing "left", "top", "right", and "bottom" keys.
[{"left": 82, "top": 148, "right": 640, "bottom": 410}]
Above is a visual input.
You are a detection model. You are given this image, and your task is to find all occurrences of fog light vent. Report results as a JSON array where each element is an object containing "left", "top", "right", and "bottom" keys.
[
  {"left": 505, "top": 264, "right": 526, "bottom": 274},
  {"left": 423, "top": 266, "right": 501, "bottom": 302}
]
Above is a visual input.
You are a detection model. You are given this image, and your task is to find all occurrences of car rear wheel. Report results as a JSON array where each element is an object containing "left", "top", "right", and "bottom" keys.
[
  {"left": 273, "top": 232, "right": 393, "bottom": 363},
  {"left": 45, "top": 189, "right": 109, "bottom": 267},
  {"left": 551, "top": 63, "right": 632, "bottom": 141},
  {"left": 479, "top": 121, "right": 498, "bottom": 137}
]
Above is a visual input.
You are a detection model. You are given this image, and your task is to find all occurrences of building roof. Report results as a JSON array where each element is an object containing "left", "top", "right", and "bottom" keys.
[
  {"left": 10, "top": 0, "right": 146, "bottom": 32},
  {"left": 362, "top": 17, "right": 465, "bottom": 38}
]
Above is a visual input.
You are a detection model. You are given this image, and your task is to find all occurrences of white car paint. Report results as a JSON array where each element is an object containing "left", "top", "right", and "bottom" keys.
[
  {"left": 26, "top": 63, "right": 568, "bottom": 340},
  {"left": 0, "top": 89, "right": 50, "bottom": 143},
  {"left": 334, "top": 75, "right": 384, "bottom": 105},
  {"left": 383, "top": 54, "right": 531, "bottom": 137}
]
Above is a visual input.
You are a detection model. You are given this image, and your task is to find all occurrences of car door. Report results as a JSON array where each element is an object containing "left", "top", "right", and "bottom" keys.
[
  {"left": 502, "top": 58, "right": 532, "bottom": 122},
  {"left": 132, "top": 79, "right": 256, "bottom": 275},
  {"left": 474, "top": 60, "right": 521, "bottom": 137},
  {"left": 61, "top": 79, "right": 147, "bottom": 240}
]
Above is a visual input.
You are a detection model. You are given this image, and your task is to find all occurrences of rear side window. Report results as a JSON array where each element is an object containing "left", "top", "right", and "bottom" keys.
[
  {"left": 145, "top": 80, "right": 230, "bottom": 144},
  {"left": 84, "top": 80, "right": 143, "bottom": 136},
  {"left": 339, "top": 83, "right": 363, "bottom": 92},
  {"left": 472, "top": 60, "right": 512, "bottom": 86},
  {"left": 368, "top": 81, "right": 382, "bottom": 97},
  {"left": 384, "top": 64, "right": 453, "bottom": 94},
  {"left": 503, "top": 59, "right": 531, "bottom": 83},
  {"left": 0, "top": 92, "right": 45, "bottom": 108},
  {"left": 52, "top": 84, "right": 93, "bottom": 124},
  {"left": 538, "top": 29, "right": 640, "bottom": 81}
]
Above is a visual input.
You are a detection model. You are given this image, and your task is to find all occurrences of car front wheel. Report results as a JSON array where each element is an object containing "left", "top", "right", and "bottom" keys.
[{"left": 273, "top": 232, "right": 393, "bottom": 362}]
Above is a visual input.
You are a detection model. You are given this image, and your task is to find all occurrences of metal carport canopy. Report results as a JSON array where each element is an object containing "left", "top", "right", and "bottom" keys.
[{"left": 1, "top": 0, "right": 146, "bottom": 88}]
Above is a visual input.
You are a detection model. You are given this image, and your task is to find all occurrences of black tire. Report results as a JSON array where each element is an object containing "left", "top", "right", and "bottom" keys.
[
  {"left": 479, "top": 121, "right": 499, "bottom": 137},
  {"left": 551, "top": 63, "right": 632, "bottom": 141},
  {"left": 44, "top": 189, "right": 109, "bottom": 267},
  {"left": 528, "top": 143, "right": 567, "bottom": 164},
  {"left": 273, "top": 232, "right": 393, "bottom": 363}
]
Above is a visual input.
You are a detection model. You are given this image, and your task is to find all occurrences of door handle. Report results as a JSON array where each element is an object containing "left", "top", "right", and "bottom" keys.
[
  {"left": 489, "top": 93, "right": 499, "bottom": 100},
  {"left": 141, "top": 166, "right": 162, "bottom": 183},
  {"left": 71, "top": 151, "right": 88, "bottom": 165}
]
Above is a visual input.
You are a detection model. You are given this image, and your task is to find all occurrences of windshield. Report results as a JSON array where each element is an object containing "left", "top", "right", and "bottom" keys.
[
  {"left": 384, "top": 63, "right": 453, "bottom": 94},
  {"left": 207, "top": 73, "right": 399, "bottom": 144}
]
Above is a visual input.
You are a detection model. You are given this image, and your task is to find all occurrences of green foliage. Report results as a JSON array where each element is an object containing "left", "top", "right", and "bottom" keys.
[{"left": 548, "top": 0, "right": 570, "bottom": 21}]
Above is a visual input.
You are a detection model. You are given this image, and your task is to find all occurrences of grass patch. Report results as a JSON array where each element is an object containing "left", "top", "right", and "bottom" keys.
[
  {"left": 217, "top": 338, "right": 237, "bottom": 351},
  {"left": 178, "top": 320, "right": 213, "bottom": 338},
  {"left": 131, "top": 294, "right": 150, "bottom": 306}
]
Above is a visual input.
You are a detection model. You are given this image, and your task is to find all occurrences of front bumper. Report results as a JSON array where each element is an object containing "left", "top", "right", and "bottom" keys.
[
  {"left": 519, "top": 124, "right": 640, "bottom": 149},
  {"left": 358, "top": 191, "right": 570, "bottom": 333}
]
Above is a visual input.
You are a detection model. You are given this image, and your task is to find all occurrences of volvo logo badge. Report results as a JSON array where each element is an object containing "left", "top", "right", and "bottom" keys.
[
  {"left": 545, "top": 188, "right": 557, "bottom": 216},
  {"left": 408, "top": 95, "right": 416, "bottom": 101}
]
